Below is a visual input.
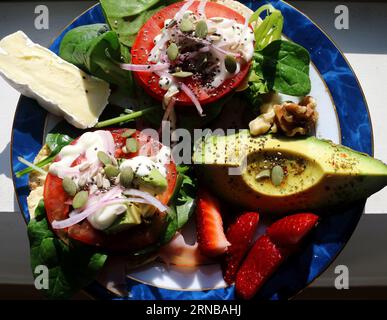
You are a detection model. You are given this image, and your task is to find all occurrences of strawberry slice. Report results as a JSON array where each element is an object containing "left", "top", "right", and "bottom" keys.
[
  {"left": 236, "top": 235, "right": 285, "bottom": 300},
  {"left": 195, "top": 189, "right": 230, "bottom": 257},
  {"left": 223, "top": 212, "right": 260, "bottom": 285},
  {"left": 267, "top": 213, "right": 319, "bottom": 247}
]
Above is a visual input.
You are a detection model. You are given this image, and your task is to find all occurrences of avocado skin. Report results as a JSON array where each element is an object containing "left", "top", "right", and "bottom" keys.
[{"left": 193, "top": 131, "right": 387, "bottom": 214}]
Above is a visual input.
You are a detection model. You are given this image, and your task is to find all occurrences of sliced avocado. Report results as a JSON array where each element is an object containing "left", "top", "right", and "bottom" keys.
[
  {"left": 104, "top": 203, "right": 142, "bottom": 234},
  {"left": 137, "top": 168, "right": 168, "bottom": 193},
  {"left": 193, "top": 131, "right": 387, "bottom": 214}
]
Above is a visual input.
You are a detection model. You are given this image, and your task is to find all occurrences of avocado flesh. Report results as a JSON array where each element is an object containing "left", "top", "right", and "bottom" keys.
[
  {"left": 137, "top": 168, "right": 168, "bottom": 194},
  {"left": 193, "top": 131, "right": 387, "bottom": 214},
  {"left": 104, "top": 203, "right": 143, "bottom": 235}
]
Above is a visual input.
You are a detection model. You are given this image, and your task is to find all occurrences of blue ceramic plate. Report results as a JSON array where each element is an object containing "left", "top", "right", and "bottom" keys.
[{"left": 11, "top": 0, "right": 372, "bottom": 300}]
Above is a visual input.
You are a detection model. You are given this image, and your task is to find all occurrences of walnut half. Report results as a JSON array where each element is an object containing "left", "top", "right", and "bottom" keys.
[{"left": 273, "top": 96, "right": 318, "bottom": 137}]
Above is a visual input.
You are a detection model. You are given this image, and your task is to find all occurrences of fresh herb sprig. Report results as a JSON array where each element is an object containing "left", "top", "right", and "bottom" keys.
[
  {"left": 250, "top": 4, "right": 284, "bottom": 51},
  {"left": 15, "top": 133, "right": 73, "bottom": 178},
  {"left": 95, "top": 106, "right": 157, "bottom": 128},
  {"left": 246, "top": 4, "right": 311, "bottom": 106}
]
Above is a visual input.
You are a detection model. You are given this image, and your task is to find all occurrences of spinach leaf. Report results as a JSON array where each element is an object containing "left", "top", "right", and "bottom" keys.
[
  {"left": 246, "top": 40, "right": 311, "bottom": 105},
  {"left": 174, "top": 165, "right": 197, "bottom": 229},
  {"left": 45, "top": 133, "right": 73, "bottom": 156},
  {"left": 246, "top": 5, "right": 311, "bottom": 105},
  {"left": 59, "top": 24, "right": 109, "bottom": 68},
  {"left": 159, "top": 165, "right": 197, "bottom": 244},
  {"left": 161, "top": 206, "right": 179, "bottom": 244},
  {"left": 245, "top": 67, "right": 269, "bottom": 110},
  {"left": 59, "top": 24, "right": 132, "bottom": 91},
  {"left": 125, "top": 165, "right": 197, "bottom": 260},
  {"left": 115, "top": 7, "right": 162, "bottom": 48},
  {"left": 254, "top": 40, "right": 311, "bottom": 96},
  {"left": 100, "top": 0, "right": 179, "bottom": 53},
  {"left": 15, "top": 133, "right": 73, "bottom": 178},
  {"left": 28, "top": 200, "right": 107, "bottom": 299},
  {"left": 100, "top": 0, "right": 160, "bottom": 19}
]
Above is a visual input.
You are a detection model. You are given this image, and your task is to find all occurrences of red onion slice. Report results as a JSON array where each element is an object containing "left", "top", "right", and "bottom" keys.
[
  {"left": 123, "top": 189, "right": 169, "bottom": 213},
  {"left": 95, "top": 130, "right": 115, "bottom": 156},
  {"left": 120, "top": 63, "right": 169, "bottom": 73},
  {"left": 198, "top": 0, "right": 207, "bottom": 19},
  {"left": 162, "top": 96, "right": 176, "bottom": 122},
  {"left": 53, "top": 193, "right": 167, "bottom": 230},
  {"left": 174, "top": 0, "right": 195, "bottom": 22},
  {"left": 180, "top": 83, "right": 205, "bottom": 117},
  {"left": 52, "top": 198, "right": 128, "bottom": 229},
  {"left": 68, "top": 186, "right": 123, "bottom": 218},
  {"left": 150, "top": 33, "right": 170, "bottom": 62}
]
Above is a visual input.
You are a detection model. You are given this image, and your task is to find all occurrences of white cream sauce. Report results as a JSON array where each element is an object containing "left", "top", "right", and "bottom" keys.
[
  {"left": 119, "top": 145, "right": 171, "bottom": 178},
  {"left": 149, "top": 13, "right": 254, "bottom": 95},
  {"left": 87, "top": 203, "right": 127, "bottom": 230},
  {"left": 49, "top": 130, "right": 115, "bottom": 179}
]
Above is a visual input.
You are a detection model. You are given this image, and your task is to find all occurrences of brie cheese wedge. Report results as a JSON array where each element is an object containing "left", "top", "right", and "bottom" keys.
[{"left": 0, "top": 31, "right": 110, "bottom": 129}]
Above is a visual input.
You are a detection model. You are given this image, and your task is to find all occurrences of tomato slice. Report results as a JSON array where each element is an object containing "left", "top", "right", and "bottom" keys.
[
  {"left": 131, "top": 1, "right": 251, "bottom": 107},
  {"left": 44, "top": 129, "right": 177, "bottom": 253}
]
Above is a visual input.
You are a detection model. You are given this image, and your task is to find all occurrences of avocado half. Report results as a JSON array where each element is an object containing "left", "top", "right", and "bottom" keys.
[{"left": 193, "top": 131, "right": 387, "bottom": 214}]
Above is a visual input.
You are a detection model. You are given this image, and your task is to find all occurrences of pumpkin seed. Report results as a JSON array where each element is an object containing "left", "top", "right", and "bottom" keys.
[
  {"left": 180, "top": 18, "right": 194, "bottom": 33},
  {"left": 97, "top": 151, "right": 112, "bottom": 166},
  {"left": 171, "top": 71, "right": 193, "bottom": 78},
  {"left": 105, "top": 164, "right": 120, "bottom": 178},
  {"left": 72, "top": 190, "right": 89, "bottom": 209},
  {"left": 126, "top": 138, "right": 138, "bottom": 153},
  {"left": 167, "top": 43, "right": 179, "bottom": 61},
  {"left": 255, "top": 169, "right": 271, "bottom": 181},
  {"left": 62, "top": 177, "right": 77, "bottom": 197},
  {"left": 120, "top": 167, "right": 134, "bottom": 188},
  {"left": 195, "top": 20, "right": 208, "bottom": 39},
  {"left": 121, "top": 128, "right": 136, "bottom": 138},
  {"left": 183, "top": 12, "right": 194, "bottom": 19},
  {"left": 271, "top": 165, "right": 284, "bottom": 187},
  {"left": 225, "top": 55, "right": 237, "bottom": 73}
]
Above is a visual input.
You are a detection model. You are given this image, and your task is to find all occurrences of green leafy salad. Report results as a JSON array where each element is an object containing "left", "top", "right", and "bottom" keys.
[{"left": 9, "top": 0, "right": 321, "bottom": 299}]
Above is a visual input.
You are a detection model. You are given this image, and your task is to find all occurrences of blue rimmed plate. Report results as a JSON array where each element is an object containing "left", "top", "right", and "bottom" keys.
[{"left": 11, "top": 0, "right": 373, "bottom": 300}]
